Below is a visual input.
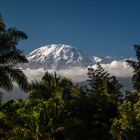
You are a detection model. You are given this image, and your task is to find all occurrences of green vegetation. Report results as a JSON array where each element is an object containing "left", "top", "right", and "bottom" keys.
[
  {"left": 0, "top": 17, "right": 140, "bottom": 140},
  {"left": 0, "top": 16, "right": 28, "bottom": 92}
]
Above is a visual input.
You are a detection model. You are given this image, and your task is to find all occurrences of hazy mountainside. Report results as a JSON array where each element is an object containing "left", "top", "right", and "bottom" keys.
[{"left": 117, "top": 77, "right": 133, "bottom": 92}]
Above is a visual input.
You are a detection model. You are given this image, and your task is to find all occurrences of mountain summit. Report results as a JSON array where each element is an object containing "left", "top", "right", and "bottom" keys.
[{"left": 26, "top": 44, "right": 93, "bottom": 69}]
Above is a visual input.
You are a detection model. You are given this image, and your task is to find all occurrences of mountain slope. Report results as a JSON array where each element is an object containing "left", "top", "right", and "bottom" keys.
[{"left": 26, "top": 44, "right": 93, "bottom": 69}]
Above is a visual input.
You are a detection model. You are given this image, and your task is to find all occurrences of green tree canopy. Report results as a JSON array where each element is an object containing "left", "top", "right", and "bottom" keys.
[{"left": 28, "top": 72, "right": 74, "bottom": 100}]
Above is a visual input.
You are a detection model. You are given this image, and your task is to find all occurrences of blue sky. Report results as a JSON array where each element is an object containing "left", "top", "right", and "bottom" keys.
[{"left": 1, "top": 0, "right": 140, "bottom": 57}]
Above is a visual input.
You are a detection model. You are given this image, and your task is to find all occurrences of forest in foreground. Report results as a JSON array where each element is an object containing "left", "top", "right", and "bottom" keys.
[{"left": 0, "top": 16, "right": 140, "bottom": 140}]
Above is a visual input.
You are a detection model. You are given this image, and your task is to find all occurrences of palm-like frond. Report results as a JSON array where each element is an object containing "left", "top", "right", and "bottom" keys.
[
  {"left": 0, "top": 47, "right": 28, "bottom": 65},
  {"left": 28, "top": 72, "right": 74, "bottom": 100},
  {"left": 2, "top": 66, "right": 28, "bottom": 91},
  {"left": 0, "top": 66, "right": 28, "bottom": 91},
  {"left": 28, "top": 81, "right": 52, "bottom": 100},
  {"left": 0, "top": 68, "right": 13, "bottom": 91},
  {"left": 6, "top": 28, "right": 28, "bottom": 46},
  {"left": 0, "top": 16, "right": 28, "bottom": 92},
  {"left": 0, "top": 27, "right": 28, "bottom": 49}
]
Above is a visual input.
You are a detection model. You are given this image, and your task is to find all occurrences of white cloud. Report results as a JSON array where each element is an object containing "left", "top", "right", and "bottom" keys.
[
  {"left": 23, "top": 67, "right": 88, "bottom": 82},
  {"left": 23, "top": 68, "right": 46, "bottom": 82},
  {"left": 22, "top": 60, "right": 133, "bottom": 83},
  {"left": 56, "top": 67, "right": 88, "bottom": 82},
  {"left": 101, "top": 60, "right": 133, "bottom": 77}
]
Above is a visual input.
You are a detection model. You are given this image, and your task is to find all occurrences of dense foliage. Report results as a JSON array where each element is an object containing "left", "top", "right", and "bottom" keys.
[
  {"left": 0, "top": 16, "right": 28, "bottom": 92},
  {"left": 0, "top": 18, "right": 140, "bottom": 140}
]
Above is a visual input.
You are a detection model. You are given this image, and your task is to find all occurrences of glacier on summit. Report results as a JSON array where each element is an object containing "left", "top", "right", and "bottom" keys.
[
  {"left": 26, "top": 44, "right": 93, "bottom": 69},
  {"left": 25, "top": 44, "right": 119, "bottom": 70}
]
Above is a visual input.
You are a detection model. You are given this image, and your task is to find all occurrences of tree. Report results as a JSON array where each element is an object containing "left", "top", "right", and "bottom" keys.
[
  {"left": 111, "top": 92, "right": 140, "bottom": 140},
  {"left": 111, "top": 45, "right": 140, "bottom": 139},
  {"left": 87, "top": 63, "right": 122, "bottom": 103},
  {"left": 86, "top": 63, "right": 123, "bottom": 139},
  {"left": 28, "top": 72, "right": 74, "bottom": 100},
  {"left": 0, "top": 98, "right": 68, "bottom": 140},
  {"left": 0, "top": 16, "right": 28, "bottom": 91},
  {"left": 126, "top": 44, "right": 140, "bottom": 92}
]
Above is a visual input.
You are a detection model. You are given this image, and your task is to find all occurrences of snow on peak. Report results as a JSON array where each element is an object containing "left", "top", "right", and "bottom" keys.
[
  {"left": 91, "top": 56, "right": 102, "bottom": 62},
  {"left": 27, "top": 44, "right": 92, "bottom": 69}
]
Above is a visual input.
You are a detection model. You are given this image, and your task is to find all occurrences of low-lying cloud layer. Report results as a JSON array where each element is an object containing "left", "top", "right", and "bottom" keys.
[
  {"left": 23, "top": 60, "right": 133, "bottom": 83},
  {"left": 23, "top": 67, "right": 88, "bottom": 82},
  {"left": 100, "top": 60, "right": 133, "bottom": 77}
]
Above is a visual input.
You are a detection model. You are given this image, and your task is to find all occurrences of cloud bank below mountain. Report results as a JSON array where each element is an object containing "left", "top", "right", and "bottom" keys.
[{"left": 23, "top": 60, "right": 133, "bottom": 83}]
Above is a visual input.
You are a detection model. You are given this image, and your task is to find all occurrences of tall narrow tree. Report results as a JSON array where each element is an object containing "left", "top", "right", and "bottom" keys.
[
  {"left": 86, "top": 63, "right": 123, "bottom": 139},
  {"left": 0, "top": 16, "right": 28, "bottom": 91}
]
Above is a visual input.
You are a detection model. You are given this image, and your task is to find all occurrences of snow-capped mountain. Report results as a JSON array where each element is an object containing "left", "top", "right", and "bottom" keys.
[
  {"left": 26, "top": 44, "right": 93, "bottom": 69},
  {"left": 23, "top": 44, "right": 134, "bottom": 72}
]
